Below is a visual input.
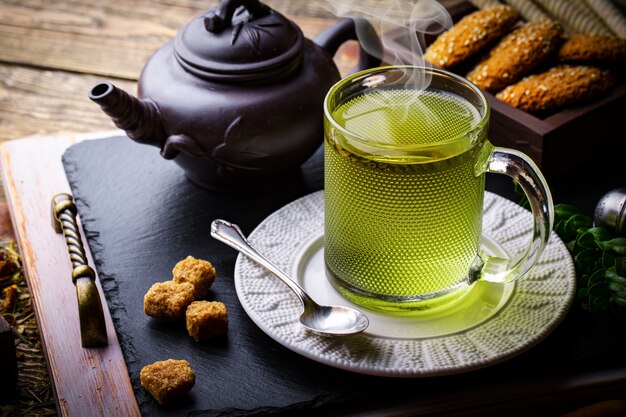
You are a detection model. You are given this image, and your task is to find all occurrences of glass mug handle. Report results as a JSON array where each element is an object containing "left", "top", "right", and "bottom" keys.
[{"left": 476, "top": 147, "right": 554, "bottom": 283}]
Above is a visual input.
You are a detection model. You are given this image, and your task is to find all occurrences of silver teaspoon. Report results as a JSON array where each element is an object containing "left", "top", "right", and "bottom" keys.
[{"left": 210, "top": 219, "right": 369, "bottom": 336}]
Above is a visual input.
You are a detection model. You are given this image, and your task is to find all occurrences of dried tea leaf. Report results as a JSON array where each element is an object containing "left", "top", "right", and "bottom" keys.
[
  {"left": 1, "top": 241, "right": 56, "bottom": 415},
  {"left": 1, "top": 284, "right": 18, "bottom": 313}
]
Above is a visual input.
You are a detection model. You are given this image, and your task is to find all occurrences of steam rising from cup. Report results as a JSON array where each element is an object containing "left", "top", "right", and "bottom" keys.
[{"left": 324, "top": 0, "right": 452, "bottom": 90}]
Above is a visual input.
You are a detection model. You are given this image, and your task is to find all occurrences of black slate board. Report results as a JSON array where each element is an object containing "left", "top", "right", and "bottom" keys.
[{"left": 63, "top": 136, "right": 626, "bottom": 417}]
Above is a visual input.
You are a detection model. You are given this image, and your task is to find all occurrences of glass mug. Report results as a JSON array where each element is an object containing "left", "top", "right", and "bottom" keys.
[{"left": 323, "top": 66, "right": 553, "bottom": 314}]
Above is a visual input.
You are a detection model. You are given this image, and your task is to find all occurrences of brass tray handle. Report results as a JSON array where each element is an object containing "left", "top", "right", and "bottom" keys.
[{"left": 52, "top": 193, "right": 107, "bottom": 348}]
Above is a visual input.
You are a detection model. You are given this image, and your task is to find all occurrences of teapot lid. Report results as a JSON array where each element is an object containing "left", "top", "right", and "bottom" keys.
[{"left": 174, "top": 0, "right": 304, "bottom": 81}]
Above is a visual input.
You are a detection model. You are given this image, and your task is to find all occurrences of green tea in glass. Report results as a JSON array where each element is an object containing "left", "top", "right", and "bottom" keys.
[{"left": 324, "top": 66, "right": 553, "bottom": 314}]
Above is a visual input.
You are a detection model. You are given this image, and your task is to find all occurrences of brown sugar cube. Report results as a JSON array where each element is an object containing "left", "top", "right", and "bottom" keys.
[
  {"left": 467, "top": 19, "right": 563, "bottom": 93},
  {"left": 186, "top": 301, "right": 228, "bottom": 341},
  {"left": 496, "top": 65, "right": 616, "bottom": 113},
  {"left": 140, "top": 359, "right": 196, "bottom": 405},
  {"left": 172, "top": 256, "right": 216, "bottom": 299},
  {"left": 423, "top": 5, "right": 520, "bottom": 69},
  {"left": 557, "top": 34, "right": 626, "bottom": 65},
  {"left": 143, "top": 281, "right": 195, "bottom": 321}
]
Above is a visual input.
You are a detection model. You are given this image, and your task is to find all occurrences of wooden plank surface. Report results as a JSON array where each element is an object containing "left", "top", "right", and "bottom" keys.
[
  {"left": 0, "top": 132, "right": 140, "bottom": 417},
  {"left": 0, "top": 0, "right": 340, "bottom": 80},
  {"left": 0, "top": 64, "right": 136, "bottom": 140}
]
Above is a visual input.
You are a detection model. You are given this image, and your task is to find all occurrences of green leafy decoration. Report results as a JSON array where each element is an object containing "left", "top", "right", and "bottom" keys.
[{"left": 515, "top": 182, "right": 626, "bottom": 319}]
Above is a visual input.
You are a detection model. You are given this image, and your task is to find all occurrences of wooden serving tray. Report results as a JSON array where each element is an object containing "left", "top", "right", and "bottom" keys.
[{"left": 0, "top": 132, "right": 140, "bottom": 416}]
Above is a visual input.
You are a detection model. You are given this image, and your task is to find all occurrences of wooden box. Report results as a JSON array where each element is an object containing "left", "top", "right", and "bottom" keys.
[
  {"left": 486, "top": 81, "right": 625, "bottom": 180},
  {"left": 384, "top": 2, "right": 626, "bottom": 181}
]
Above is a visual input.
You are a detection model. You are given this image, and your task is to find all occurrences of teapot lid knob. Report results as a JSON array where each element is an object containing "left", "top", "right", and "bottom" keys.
[
  {"left": 174, "top": 0, "right": 304, "bottom": 82},
  {"left": 204, "top": 0, "right": 270, "bottom": 33}
]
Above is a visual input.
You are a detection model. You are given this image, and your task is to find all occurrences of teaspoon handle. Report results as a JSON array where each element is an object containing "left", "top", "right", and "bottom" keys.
[{"left": 210, "top": 219, "right": 309, "bottom": 303}]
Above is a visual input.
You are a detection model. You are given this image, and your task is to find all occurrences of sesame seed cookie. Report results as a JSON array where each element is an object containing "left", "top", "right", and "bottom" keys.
[
  {"left": 467, "top": 19, "right": 563, "bottom": 93},
  {"left": 496, "top": 65, "right": 616, "bottom": 113},
  {"left": 557, "top": 34, "right": 626, "bottom": 65},
  {"left": 424, "top": 5, "right": 520, "bottom": 69}
]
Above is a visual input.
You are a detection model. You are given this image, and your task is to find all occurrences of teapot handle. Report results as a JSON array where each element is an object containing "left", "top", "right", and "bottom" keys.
[{"left": 314, "top": 18, "right": 382, "bottom": 74}]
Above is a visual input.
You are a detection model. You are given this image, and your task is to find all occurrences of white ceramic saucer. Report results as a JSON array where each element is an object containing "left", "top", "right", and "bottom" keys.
[{"left": 233, "top": 191, "right": 576, "bottom": 377}]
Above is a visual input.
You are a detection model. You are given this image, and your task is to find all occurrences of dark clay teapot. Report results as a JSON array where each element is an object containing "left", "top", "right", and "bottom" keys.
[{"left": 90, "top": 0, "right": 379, "bottom": 190}]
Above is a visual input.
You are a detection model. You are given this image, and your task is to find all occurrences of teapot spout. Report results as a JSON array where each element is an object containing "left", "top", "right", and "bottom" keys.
[{"left": 89, "top": 82, "right": 167, "bottom": 147}]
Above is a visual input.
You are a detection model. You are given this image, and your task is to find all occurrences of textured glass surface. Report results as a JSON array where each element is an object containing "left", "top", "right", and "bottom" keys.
[{"left": 324, "top": 88, "right": 487, "bottom": 310}]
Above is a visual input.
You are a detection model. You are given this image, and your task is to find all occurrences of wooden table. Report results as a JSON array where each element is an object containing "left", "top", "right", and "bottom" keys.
[{"left": 0, "top": 1, "right": 624, "bottom": 416}]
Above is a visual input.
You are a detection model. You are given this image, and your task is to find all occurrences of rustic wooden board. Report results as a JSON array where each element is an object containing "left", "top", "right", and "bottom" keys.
[{"left": 0, "top": 132, "right": 140, "bottom": 417}]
